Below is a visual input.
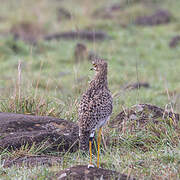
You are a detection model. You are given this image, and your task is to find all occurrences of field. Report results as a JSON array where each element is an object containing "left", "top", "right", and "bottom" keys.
[{"left": 0, "top": 0, "right": 180, "bottom": 179}]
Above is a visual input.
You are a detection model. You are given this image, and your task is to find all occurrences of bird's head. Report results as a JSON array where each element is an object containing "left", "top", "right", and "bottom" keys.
[{"left": 91, "top": 58, "right": 107, "bottom": 72}]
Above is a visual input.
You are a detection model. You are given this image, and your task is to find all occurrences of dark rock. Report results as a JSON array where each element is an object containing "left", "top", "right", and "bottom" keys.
[
  {"left": 124, "top": 82, "right": 150, "bottom": 90},
  {"left": 135, "top": 9, "right": 172, "bottom": 26},
  {"left": 3, "top": 155, "right": 61, "bottom": 168},
  {"left": 0, "top": 112, "right": 79, "bottom": 152},
  {"left": 108, "top": 104, "right": 180, "bottom": 151},
  {"left": 44, "top": 30, "right": 108, "bottom": 41},
  {"left": 110, "top": 3, "right": 123, "bottom": 11},
  {"left": 110, "top": 104, "right": 179, "bottom": 129},
  {"left": 93, "top": 3, "right": 123, "bottom": 19},
  {"left": 74, "top": 43, "right": 88, "bottom": 63},
  {"left": 57, "top": 8, "right": 71, "bottom": 21},
  {"left": 169, "top": 35, "right": 180, "bottom": 48},
  {"left": 56, "top": 165, "right": 135, "bottom": 180}
]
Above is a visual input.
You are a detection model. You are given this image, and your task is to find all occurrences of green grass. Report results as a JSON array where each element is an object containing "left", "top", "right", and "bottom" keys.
[{"left": 0, "top": 0, "right": 180, "bottom": 179}]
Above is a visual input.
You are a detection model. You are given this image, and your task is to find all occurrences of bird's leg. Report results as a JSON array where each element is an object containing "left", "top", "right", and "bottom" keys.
[
  {"left": 89, "top": 137, "right": 93, "bottom": 165},
  {"left": 97, "top": 127, "right": 102, "bottom": 168}
]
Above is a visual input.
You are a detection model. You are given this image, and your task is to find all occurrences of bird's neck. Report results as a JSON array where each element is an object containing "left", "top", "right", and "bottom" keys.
[{"left": 90, "top": 69, "right": 108, "bottom": 90}]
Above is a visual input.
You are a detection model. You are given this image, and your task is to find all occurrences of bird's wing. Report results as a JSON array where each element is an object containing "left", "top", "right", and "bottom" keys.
[{"left": 78, "top": 89, "right": 113, "bottom": 132}]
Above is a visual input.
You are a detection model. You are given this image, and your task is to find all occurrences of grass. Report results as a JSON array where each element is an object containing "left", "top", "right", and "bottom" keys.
[{"left": 0, "top": 0, "right": 180, "bottom": 179}]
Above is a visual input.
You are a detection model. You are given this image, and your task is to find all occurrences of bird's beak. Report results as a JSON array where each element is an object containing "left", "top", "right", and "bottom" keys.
[{"left": 90, "top": 67, "right": 94, "bottom": 71}]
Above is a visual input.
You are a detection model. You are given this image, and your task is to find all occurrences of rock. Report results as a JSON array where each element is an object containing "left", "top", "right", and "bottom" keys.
[
  {"left": 108, "top": 104, "right": 179, "bottom": 150},
  {"left": 3, "top": 155, "right": 61, "bottom": 168},
  {"left": 44, "top": 30, "right": 108, "bottom": 41},
  {"left": 169, "top": 35, "right": 180, "bottom": 48},
  {"left": 0, "top": 112, "right": 79, "bottom": 152},
  {"left": 57, "top": 8, "right": 71, "bottom": 21},
  {"left": 56, "top": 165, "right": 135, "bottom": 180},
  {"left": 110, "top": 104, "right": 179, "bottom": 129},
  {"left": 93, "top": 3, "right": 123, "bottom": 19},
  {"left": 135, "top": 9, "right": 172, "bottom": 26},
  {"left": 124, "top": 82, "right": 150, "bottom": 90},
  {"left": 74, "top": 43, "right": 88, "bottom": 63}
]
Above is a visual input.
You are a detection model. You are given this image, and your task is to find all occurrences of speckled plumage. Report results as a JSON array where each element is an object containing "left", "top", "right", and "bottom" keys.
[{"left": 78, "top": 58, "right": 113, "bottom": 151}]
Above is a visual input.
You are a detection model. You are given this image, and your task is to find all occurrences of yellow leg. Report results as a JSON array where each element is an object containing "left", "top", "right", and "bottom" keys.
[
  {"left": 97, "top": 127, "right": 102, "bottom": 168},
  {"left": 89, "top": 140, "right": 92, "bottom": 165}
]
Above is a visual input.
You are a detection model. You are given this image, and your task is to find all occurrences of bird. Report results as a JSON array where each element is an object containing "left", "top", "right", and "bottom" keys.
[{"left": 78, "top": 57, "right": 113, "bottom": 168}]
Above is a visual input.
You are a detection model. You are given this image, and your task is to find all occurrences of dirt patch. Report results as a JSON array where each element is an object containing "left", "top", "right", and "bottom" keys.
[
  {"left": 10, "top": 22, "right": 45, "bottom": 44},
  {"left": 108, "top": 104, "right": 179, "bottom": 150},
  {"left": 56, "top": 165, "right": 135, "bottom": 180},
  {"left": 124, "top": 82, "right": 150, "bottom": 90},
  {"left": 0, "top": 112, "right": 79, "bottom": 152},
  {"left": 57, "top": 7, "right": 71, "bottom": 21},
  {"left": 3, "top": 155, "right": 61, "bottom": 168},
  {"left": 110, "top": 104, "right": 179, "bottom": 130},
  {"left": 169, "top": 35, "right": 180, "bottom": 48},
  {"left": 44, "top": 30, "right": 109, "bottom": 41},
  {"left": 0, "top": 112, "right": 74, "bottom": 133},
  {"left": 135, "top": 9, "right": 172, "bottom": 26},
  {"left": 93, "top": 3, "right": 124, "bottom": 19},
  {"left": 74, "top": 43, "right": 88, "bottom": 63}
]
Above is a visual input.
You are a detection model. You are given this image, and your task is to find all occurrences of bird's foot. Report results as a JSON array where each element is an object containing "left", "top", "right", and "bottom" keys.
[{"left": 88, "top": 164, "right": 94, "bottom": 168}]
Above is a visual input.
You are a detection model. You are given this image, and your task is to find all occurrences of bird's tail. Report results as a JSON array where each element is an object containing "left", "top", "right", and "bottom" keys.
[{"left": 79, "top": 130, "right": 90, "bottom": 151}]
